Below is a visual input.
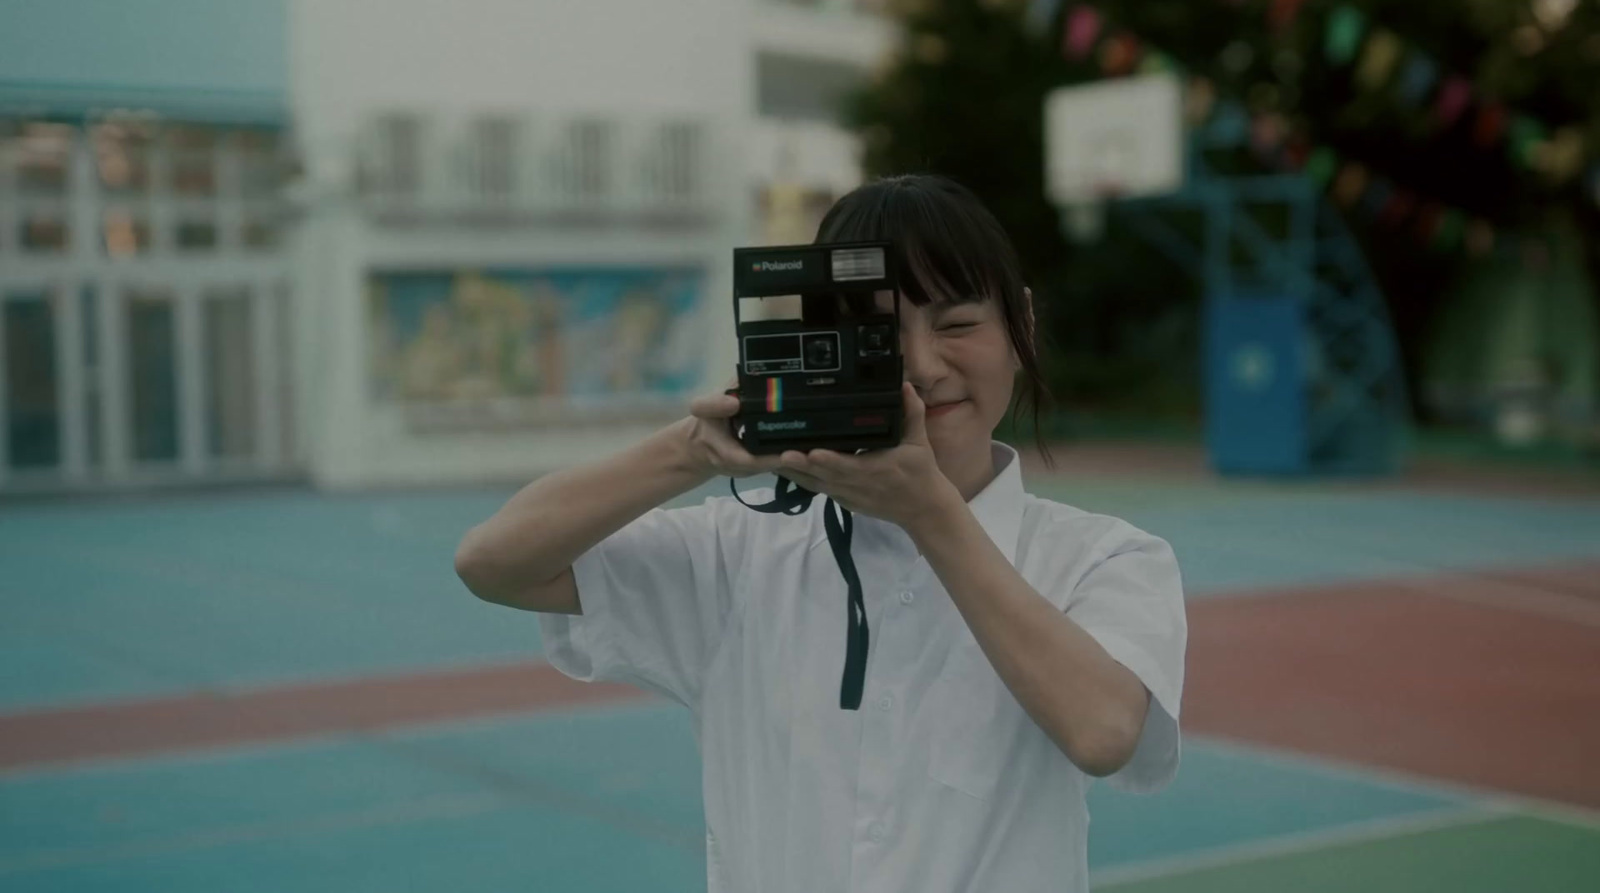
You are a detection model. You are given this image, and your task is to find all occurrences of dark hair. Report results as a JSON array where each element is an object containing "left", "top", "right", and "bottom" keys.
[{"left": 812, "top": 173, "right": 1053, "bottom": 464}]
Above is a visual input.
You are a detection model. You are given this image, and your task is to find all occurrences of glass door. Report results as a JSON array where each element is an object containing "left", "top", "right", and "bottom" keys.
[
  {"left": 2, "top": 291, "right": 61, "bottom": 473},
  {"left": 124, "top": 286, "right": 180, "bottom": 466}
]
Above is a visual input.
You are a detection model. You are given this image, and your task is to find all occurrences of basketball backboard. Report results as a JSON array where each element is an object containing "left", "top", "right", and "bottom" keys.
[{"left": 1044, "top": 72, "right": 1184, "bottom": 239}]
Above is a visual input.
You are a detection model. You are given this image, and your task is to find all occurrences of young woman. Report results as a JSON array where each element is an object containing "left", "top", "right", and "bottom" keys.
[{"left": 455, "top": 174, "right": 1187, "bottom": 893}]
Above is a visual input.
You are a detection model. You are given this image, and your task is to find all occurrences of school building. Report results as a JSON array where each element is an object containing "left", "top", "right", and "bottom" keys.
[{"left": 0, "top": 0, "right": 893, "bottom": 493}]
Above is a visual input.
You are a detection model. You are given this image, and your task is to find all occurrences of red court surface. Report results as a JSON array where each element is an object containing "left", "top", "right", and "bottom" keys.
[
  {"left": 1184, "top": 561, "right": 1600, "bottom": 809},
  {"left": 6, "top": 560, "right": 1596, "bottom": 816},
  {"left": 0, "top": 663, "right": 638, "bottom": 772}
]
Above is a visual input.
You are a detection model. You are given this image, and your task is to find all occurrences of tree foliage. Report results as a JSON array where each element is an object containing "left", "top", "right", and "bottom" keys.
[{"left": 847, "top": 0, "right": 1600, "bottom": 421}]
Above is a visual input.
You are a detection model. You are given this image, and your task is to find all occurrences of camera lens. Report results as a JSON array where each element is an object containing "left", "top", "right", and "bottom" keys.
[{"left": 804, "top": 336, "right": 835, "bottom": 368}]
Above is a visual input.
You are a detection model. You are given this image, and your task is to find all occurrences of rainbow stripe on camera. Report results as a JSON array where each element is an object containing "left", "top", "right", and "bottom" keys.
[{"left": 765, "top": 377, "right": 783, "bottom": 412}]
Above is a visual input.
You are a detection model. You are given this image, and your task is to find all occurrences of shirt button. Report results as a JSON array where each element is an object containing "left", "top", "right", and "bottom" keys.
[
  {"left": 878, "top": 693, "right": 894, "bottom": 712},
  {"left": 867, "top": 822, "right": 886, "bottom": 843},
  {"left": 899, "top": 590, "right": 915, "bottom": 605}
]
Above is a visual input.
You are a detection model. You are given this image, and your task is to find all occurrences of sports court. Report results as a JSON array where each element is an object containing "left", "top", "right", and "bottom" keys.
[{"left": 3, "top": 449, "right": 1598, "bottom": 891}]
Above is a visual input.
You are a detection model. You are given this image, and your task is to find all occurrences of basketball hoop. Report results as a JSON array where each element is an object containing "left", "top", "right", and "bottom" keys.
[
  {"left": 1043, "top": 73, "right": 1184, "bottom": 244},
  {"left": 1061, "top": 201, "right": 1102, "bottom": 243},
  {"left": 1060, "top": 182, "right": 1122, "bottom": 244}
]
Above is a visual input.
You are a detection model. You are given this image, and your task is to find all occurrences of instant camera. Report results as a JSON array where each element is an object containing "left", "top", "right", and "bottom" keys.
[{"left": 727, "top": 241, "right": 904, "bottom": 455}]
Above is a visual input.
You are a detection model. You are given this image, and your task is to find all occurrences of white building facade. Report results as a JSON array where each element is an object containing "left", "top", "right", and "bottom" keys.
[{"left": 0, "top": 0, "right": 895, "bottom": 493}]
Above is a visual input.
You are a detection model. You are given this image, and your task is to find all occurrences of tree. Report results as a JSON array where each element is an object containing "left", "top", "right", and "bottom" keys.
[
  {"left": 847, "top": 0, "right": 1600, "bottom": 427},
  {"left": 849, "top": 0, "right": 1202, "bottom": 420}
]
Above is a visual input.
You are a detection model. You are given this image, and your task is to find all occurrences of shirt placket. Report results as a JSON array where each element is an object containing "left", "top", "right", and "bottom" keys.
[{"left": 848, "top": 541, "right": 924, "bottom": 885}]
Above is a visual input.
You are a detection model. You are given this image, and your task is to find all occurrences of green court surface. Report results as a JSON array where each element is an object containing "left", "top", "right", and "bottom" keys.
[{"left": 1100, "top": 813, "right": 1600, "bottom": 893}]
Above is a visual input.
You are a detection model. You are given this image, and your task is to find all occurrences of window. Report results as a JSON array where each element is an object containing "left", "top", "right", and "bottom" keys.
[
  {"left": 176, "top": 219, "right": 218, "bottom": 251},
  {"left": 647, "top": 122, "right": 702, "bottom": 201},
  {"left": 4, "top": 295, "right": 61, "bottom": 470},
  {"left": 554, "top": 120, "right": 613, "bottom": 201},
  {"left": 469, "top": 117, "right": 518, "bottom": 197},
  {"left": 126, "top": 290, "right": 179, "bottom": 463},
  {"left": 20, "top": 215, "right": 69, "bottom": 253},
  {"left": 234, "top": 129, "right": 286, "bottom": 198},
  {"left": 756, "top": 52, "right": 867, "bottom": 123},
  {"left": 242, "top": 217, "right": 281, "bottom": 250},
  {"left": 360, "top": 114, "right": 422, "bottom": 196},
  {"left": 103, "top": 208, "right": 152, "bottom": 258},
  {"left": 15, "top": 123, "right": 74, "bottom": 196},
  {"left": 204, "top": 289, "right": 256, "bottom": 459},
  {"left": 94, "top": 122, "right": 154, "bottom": 195},
  {"left": 81, "top": 287, "right": 102, "bottom": 469},
  {"left": 12, "top": 123, "right": 74, "bottom": 254},
  {"left": 168, "top": 126, "right": 217, "bottom": 197}
]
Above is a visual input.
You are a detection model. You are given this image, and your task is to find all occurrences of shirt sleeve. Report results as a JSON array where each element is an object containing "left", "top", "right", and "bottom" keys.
[
  {"left": 536, "top": 493, "right": 751, "bottom": 711},
  {"left": 1062, "top": 523, "right": 1188, "bottom": 794}
]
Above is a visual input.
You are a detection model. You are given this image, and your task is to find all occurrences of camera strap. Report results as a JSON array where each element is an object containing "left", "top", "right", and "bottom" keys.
[{"left": 731, "top": 476, "right": 869, "bottom": 711}]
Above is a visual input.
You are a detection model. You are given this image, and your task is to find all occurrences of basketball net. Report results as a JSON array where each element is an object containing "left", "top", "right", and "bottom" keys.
[{"left": 1061, "top": 181, "right": 1122, "bottom": 244}]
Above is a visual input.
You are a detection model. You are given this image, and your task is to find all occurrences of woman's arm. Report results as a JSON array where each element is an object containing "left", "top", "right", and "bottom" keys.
[
  {"left": 908, "top": 495, "right": 1150, "bottom": 777},
  {"left": 770, "top": 385, "right": 1150, "bottom": 776},
  {"left": 455, "top": 419, "right": 707, "bottom": 613},
  {"left": 454, "top": 391, "right": 782, "bottom": 614}
]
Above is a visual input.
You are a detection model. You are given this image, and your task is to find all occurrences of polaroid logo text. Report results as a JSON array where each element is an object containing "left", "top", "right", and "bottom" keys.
[{"left": 753, "top": 259, "right": 804, "bottom": 272}]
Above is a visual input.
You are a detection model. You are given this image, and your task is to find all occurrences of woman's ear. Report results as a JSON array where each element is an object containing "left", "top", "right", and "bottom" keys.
[
  {"left": 1015, "top": 287, "right": 1035, "bottom": 371},
  {"left": 1023, "top": 287, "right": 1035, "bottom": 343}
]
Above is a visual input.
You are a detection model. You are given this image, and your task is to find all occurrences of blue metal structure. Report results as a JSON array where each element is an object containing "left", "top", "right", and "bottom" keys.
[{"left": 1114, "top": 104, "right": 1411, "bottom": 476}]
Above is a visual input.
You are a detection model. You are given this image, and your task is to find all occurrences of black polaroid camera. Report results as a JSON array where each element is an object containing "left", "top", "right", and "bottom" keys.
[{"left": 728, "top": 241, "right": 903, "bottom": 455}]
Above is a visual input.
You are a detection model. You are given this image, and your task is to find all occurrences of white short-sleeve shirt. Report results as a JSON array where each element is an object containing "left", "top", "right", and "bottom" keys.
[{"left": 539, "top": 442, "right": 1187, "bottom": 893}]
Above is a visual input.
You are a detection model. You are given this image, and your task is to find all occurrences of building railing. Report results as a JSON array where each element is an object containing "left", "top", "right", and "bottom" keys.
[{"left": 351, "top": 112, "right": 719, "bottom": 225}]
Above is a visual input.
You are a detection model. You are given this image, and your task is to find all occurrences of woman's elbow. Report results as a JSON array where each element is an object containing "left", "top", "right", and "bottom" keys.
[
  {"left": 1066, "top": 701, "right": 1146, "bottom": 778},
  {"left": 454, "top": 527, "right": 503, "bottom": 602}
]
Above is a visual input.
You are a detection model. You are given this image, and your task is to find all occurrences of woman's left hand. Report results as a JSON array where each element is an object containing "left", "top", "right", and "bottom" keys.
[{"left": 777, "top": 382, "right": 959, "bottom": 531}]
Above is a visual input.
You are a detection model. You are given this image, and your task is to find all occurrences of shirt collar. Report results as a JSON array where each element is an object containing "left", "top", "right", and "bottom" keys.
[
  {"left": 966, "top": 441, "right": 1026, "bottom": 564},
  {"left": 808, "top": 441, "right": 1026, "bottom": 564}
]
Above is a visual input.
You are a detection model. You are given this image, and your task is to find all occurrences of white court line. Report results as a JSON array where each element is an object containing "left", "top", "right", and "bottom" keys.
[
  {"left": 1091, "top": 728, "right": 1600, "bottom": 889},
  {"left": 1401, "top": 573, "right": 1600, "bottom": 628},
  {"left": 1090, "top": 804, "right": 1509, "bottom": 889}
]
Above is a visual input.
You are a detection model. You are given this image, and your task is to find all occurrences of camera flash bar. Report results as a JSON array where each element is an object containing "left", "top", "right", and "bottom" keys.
[{"left": 733, "top": 242, "right": 893, "bottom": 297}]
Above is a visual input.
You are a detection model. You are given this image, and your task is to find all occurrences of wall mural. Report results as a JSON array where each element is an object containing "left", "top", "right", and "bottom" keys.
[{"left": 367, "top": 267, "right": 705, "bottom": 426}]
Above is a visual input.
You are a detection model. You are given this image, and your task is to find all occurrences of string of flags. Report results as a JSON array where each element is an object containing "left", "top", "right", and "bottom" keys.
[
  {"left": 1312, "top": 3, "right": 1590, "bottom": 185},
  {"left": 1034, "top": 0, "right": 1600, "bottom": 265}
]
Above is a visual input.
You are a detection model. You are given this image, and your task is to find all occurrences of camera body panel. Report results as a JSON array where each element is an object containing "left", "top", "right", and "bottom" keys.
[{"left": 730, "top": 241, "right": 903, "bottom": 455}]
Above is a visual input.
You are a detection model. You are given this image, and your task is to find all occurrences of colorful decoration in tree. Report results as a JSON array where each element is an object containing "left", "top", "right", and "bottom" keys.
[
  {"left": 1037, "top": 0, "right": 1598, "bottom": 267},
  {"left": 1323, "top": 5, "right": 1366, "bottom": 65},
  {"left": 1063, "top": 4, "right": 1101, "bottom": 60}
]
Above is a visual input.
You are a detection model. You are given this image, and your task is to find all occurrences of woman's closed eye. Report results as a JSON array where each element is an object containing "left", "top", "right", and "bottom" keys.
[{"left": 936, "top": 319, "right": 980, "bottom": 333}]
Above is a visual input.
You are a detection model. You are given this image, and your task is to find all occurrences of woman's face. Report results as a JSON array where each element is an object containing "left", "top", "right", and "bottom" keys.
[{"left": 874, "top": 289, "right": 1018, "bottom": 478}]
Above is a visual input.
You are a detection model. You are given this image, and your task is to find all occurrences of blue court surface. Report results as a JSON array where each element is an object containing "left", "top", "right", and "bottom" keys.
[{"left": 2, "top": 469, "right": 1598, "bottom": 891}]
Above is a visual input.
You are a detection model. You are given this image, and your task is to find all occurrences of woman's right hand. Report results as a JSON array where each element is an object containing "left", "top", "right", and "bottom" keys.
[{"left": 681, "top": 384, "right": 786, "bottom": 479}]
